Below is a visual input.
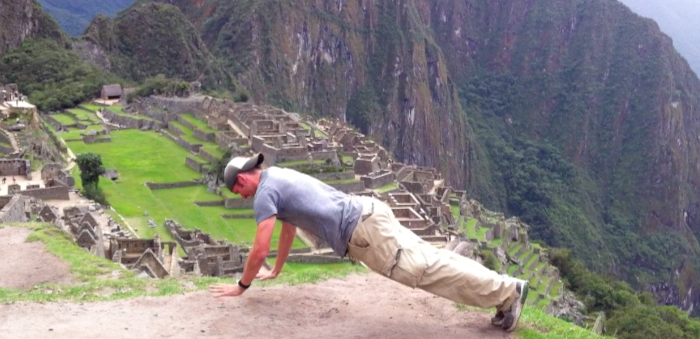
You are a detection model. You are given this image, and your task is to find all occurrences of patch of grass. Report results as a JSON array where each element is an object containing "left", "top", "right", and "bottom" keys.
[
  {"left": 454, "top": 304, "right": 610, "bottom": 339},
  {"left": 81, "top": 103, "right": 103, "bottom": 112},
  {"left": 476, "top": 227, "right": 489, "bottom": 241},
  {"left": 323, "top": 178, "right": 360, "bottom": 184},
  {"left": 181, "top": 113, "right": 216, "bottom": 133},
  {"left": 201, "top": 143, "right": 225, "bottom": 159},
  {"left": 375, "top": 182, "right": 398, "bottom": 193},
  {"left": 61, "top": 125, "right": 105, "bottom": 140},
  {"left": 0, "top": 223, "right": 363, "bottom": 303},
  {"left": 52, "top": 113, "right": 76, "bottom": 125},
  {"left": 67, "top": 108, "right": 99, "bottom": 123}
]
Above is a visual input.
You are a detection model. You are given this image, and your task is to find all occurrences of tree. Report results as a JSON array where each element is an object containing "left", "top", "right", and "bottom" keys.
[
  {"left": 76, "top": 153, "right": 106, "bottom": 187},
  {"left": 76, "top": 153, "right": 107, "bottom": 204}
]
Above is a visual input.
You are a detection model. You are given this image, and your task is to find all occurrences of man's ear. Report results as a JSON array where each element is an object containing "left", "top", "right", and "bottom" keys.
[{"left": 237, "top": 173, "right": 247, "bottom": 185}]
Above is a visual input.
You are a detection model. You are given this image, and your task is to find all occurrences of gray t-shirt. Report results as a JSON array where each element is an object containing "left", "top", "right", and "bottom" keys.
[{"left": 253, "top": 166, "right": 363, "bottom": 256}]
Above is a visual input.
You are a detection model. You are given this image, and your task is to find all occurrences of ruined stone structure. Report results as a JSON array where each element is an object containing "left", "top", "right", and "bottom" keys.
[
  {"left": 108, "top": 236, "right": 178, "bottom": 278},
  {"left": 0, "top": 159, "right": 30, "bottom": 177},
  {"left": 164, "top": 219, "right": 260, "bottom": 277}
]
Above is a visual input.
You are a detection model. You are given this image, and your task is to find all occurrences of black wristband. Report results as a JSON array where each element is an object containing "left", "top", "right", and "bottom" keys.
[{"left": 238, "top": 280, "right": 250, "bottom": 289}]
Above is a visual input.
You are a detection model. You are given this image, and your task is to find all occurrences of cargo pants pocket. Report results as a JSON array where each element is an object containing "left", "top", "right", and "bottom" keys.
[{"left": 389, "top": 245, "right": 428, "bottom": 288}]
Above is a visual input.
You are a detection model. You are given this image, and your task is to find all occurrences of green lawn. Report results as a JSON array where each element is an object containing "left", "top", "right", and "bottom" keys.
[
  {"left": 81, "top": 103, "right": 103, "bottom": 112},
  {"left": 67, "top": 108, "right": 100, "bottom": 123},
  {"left": 61, "top": 125, "right": 104, "bottom": 140},
  {"left": 376, "top": 182, "right": 398, "bottom": 193},
  {"left": 52, "top": 114, "right": 76, "bottom": 125},
  {"left": 202, "top": 143, "right": 224, "bottom": 159},
  {"left": 476, "top": 226, "right": 489, "bottom": 241},
  {"left": 181, "top": 113, "right": 216, "bottom": 133}
]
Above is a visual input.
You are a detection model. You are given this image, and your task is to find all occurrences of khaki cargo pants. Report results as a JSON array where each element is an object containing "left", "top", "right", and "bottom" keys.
[{"left": 347, "top": 197, "right": 518, "bottom": 310}]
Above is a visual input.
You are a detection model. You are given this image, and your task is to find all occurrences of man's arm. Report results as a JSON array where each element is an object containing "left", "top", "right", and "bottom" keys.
[
  {"left": 209, "top": 215, "right": 275, "bottom": 297},
  {"left": 259, "top": 221, "right": 296, "bottom": 279},
  {"left": 240, "top": 215, "right": 276, "bottom": 285}
]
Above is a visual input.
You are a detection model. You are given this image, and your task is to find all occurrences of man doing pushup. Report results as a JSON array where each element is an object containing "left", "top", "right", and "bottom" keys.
[{"left": 208, "top": 153, "right": 528, "bottom": 332}]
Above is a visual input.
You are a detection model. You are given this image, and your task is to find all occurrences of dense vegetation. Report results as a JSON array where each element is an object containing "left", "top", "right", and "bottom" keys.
[
  {"left": 618, "top": 0, "right": 700, "bottom": 76},
  {"left": 37, "top": 0, "right": 134, "bottom": 36},
  {"left": 550, "top": 248, "right": 700, "bottom": 339},
  {"left": 0, "top": 39, "right": 122, "bottom": 111}
]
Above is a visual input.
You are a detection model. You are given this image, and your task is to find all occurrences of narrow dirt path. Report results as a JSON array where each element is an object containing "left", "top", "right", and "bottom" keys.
[{"left": 0, "top": 273, "right": 514, "bottom": 339}]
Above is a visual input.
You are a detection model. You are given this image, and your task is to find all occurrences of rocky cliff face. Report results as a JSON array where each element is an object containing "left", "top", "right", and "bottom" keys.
[
  {"left": 158, "top": 0, "right": 482, "bottom": 192},
  {"left": 0, "top": 0, "right": 66, "bottom": 55}
]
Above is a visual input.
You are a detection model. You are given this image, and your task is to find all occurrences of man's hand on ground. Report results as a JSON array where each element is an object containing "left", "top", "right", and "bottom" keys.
[
  {"left": 209, "top": 283, "right": 246, "bottom": 297},
  {"left": 256, "top": 269, "right": 279, "bottom": 280}
]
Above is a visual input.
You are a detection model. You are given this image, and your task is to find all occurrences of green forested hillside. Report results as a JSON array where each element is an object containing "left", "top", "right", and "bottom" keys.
[
  {"left": 37, "top": 0, "right": 134, "bottom": 36},
  {"left": 618, "top": 0, "right": 700, "bottom": 76}
]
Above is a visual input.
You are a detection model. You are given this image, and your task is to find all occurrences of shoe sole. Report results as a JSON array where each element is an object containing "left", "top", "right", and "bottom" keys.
[{"left": 504, "top": 281, "right": 529, "bottom": 332}]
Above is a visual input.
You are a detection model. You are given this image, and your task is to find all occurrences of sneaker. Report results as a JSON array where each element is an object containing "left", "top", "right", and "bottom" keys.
[
  {"left": 490, "top": 310, "right": 505, "bottom": 326},
  {"left": 501, "top": 280, "right": 529, "bottom": 332}
]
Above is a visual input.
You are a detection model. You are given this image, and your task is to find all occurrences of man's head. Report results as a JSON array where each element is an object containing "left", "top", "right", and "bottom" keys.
[{"left": 224, "top": 153, "right": 265, "bottom": 198}]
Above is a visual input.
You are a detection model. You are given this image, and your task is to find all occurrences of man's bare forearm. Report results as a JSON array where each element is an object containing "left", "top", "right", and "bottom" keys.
[
  {"left": 274, "top": 222, "right": 297, "bottom": 273},
  {"left": 240, "top": 246, "right": 267, "bottom": 285},
  {"left": 240, "top": 217, "right": 275, "bottom": 285}
]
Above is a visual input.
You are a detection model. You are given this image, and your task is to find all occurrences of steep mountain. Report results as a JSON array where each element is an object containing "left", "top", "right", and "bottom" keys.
[
  {"left": 36, "top": 0, "right": 134, "bottom": 37},
  {"left": 143, "top": 0, "right": 700, "bottom": 312},
  {"left": 0, "top": 0, "right": 123, "bottom": 111},
  {"left": 618, "top": 0, "right": 700, "bottom": 76},
  {"left": 74, "top": 2, "right": 235, "bottom": 91},
  {"left": 0, "top": 0, "right": 67, "bottom": 55}
]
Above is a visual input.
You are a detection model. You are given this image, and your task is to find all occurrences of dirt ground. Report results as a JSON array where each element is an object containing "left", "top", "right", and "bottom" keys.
[
  {"left": 0, "top": 227, "right": 514, "bottom": 339},
  {"left": 0, "top": 227, "right": 74, "bottom": 289}
]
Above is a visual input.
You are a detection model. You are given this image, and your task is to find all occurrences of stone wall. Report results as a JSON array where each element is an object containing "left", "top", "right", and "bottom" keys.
[
  {"left": 195, "top": 200, "right": 224, "bottom": 207},
  {"left": 328, "top": 181, "right": 366, "bottom": 193},
  {"left": 360, "top": 171, "right": 396, "bottom": 189},
  {"left": 82, "top": 135, "right": 111, "bottom": 144},
  {"left": 176, "top": 137, "right": 202, "bottom": 153},
  {"left": 222, "top": 213, "right": 255, "bottom": 219},
  {"left": 20, "top": 186, "right": 70, "bottom": 200},
  {"left": 167, "top": 123, "right": 184, "bottom": 137},
  {"left": 224, "top": 198, "right": 254, "bottom": 209},
  {"left": 310, "top": 150, "right": 337, "bottom": 161},
  {"left": 310, "top": 172, "right": 355, "bottom": 181},
  {"left": 139, "top": 96, "right": 203, "bottom": 116},
  {"left": 193, "top": 128, "right": 215, "bottom": 142},
  {"left": 102, "top": 110, "right": 165, "bottom": 131},
  {"left": 198, "top": 149, "right": 218, "bottom": 163},
  {"left": 0, "top": 195, "right": 27, "bottom": 223},
  {"left": 186, "top": 157, "right": 205, "bottom": 173},
  {"left": 145, "top": 181, "right": 200, "bottom": 190}
]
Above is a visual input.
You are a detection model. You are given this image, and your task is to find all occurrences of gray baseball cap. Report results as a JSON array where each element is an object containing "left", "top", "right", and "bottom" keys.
[{"left": 224, "top": 153, "right": 265, "bottom": 191}]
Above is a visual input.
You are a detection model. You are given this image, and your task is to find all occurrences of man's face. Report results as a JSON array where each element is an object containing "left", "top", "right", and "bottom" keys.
[{"left": 231, "top": 173, "right": 255, "bottom": 199}]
